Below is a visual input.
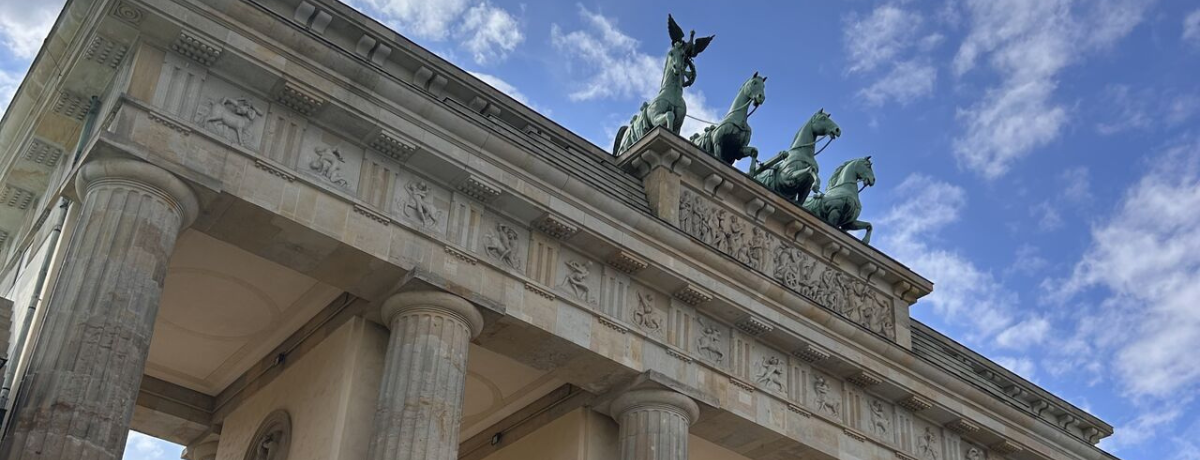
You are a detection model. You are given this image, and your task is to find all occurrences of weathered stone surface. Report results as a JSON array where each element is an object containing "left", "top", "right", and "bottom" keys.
[
  {"left": 367, "top": 290, "right": 484, "bottom": 460},
  {"left": 609, "top": 389, "right": 700, "bottom": 460},
  {"left": 0, "top": 159, "right": 197, "bottom": 460}
]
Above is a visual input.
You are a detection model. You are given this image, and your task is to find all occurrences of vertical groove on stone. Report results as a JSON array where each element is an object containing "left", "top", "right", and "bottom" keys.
[
  {"left": 612, "top": 390, "right": 697, "bottom": 460},
  {"left": 1, "top": 164, "right": 193, "bottom": 460},
  {"left": 367, "top": 304, "right": 474, "bottom": 460}
]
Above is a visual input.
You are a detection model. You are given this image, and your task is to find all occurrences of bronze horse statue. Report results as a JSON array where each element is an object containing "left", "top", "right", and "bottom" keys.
[
  {"left": 691, "top": 72, "right": 766, "bottom": 165},
  {"left": 614, "top": 15, "right": 713, "bottom": 154},
  {"left": 750, "top": 109, "right": 841, "bottom": 205}
]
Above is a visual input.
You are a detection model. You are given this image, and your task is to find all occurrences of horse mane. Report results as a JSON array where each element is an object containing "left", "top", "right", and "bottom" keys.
[{"left": 827, "top": 159, "right": 855, "bottom": 189}]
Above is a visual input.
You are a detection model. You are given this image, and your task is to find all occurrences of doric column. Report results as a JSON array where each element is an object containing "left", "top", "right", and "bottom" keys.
[
  {"left": 0, "top": 159, "right": 198, "bottom": 460},
  {"left": 367, "top": 290, "right": 484, "bottom": 460},
  {"left": 610, "top": 389, "right": 701, "bottom": 460}
]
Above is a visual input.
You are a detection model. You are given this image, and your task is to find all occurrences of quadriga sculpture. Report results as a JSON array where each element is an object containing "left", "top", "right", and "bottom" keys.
[
  {"left": 803, "top": 156, "right": 875, "bottom": 244},
  {"left": 691, "top": 72, "right": 766, "bottom": 166},
  {"left": 613, "top": 15, "right": 713, "bottom": 154},
  {"left": 750, "top": 109, "right": 841, "bottom": 205}
]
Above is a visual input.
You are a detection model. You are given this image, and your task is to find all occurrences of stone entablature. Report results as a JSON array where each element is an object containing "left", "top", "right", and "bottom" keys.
[
  {"left": 0, "top": 0, "right": 1114, "bottom": 458},
  {"left": 617, "top": 129, "right": 927, "bottom": 345}
]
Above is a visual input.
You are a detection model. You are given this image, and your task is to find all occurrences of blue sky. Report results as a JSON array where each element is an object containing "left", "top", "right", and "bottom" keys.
[{"left": 3, "top": 0, "right": 1200, "bottom": 459}]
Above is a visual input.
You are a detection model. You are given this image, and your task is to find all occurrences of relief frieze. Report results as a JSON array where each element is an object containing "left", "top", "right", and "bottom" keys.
[{"left": 679, "top": 188, "right": 896, "bottom": 340}]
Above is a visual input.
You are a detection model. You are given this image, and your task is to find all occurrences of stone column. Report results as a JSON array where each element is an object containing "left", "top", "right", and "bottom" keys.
[
  {"left": 0, "top": 159, "right": 198, "bottom": 460},
  {"left": 610, "top": 389, "right": 701, "bottom": 460},
  {"left": 366, "top": 290, "right": 484, "bottom": 460}
]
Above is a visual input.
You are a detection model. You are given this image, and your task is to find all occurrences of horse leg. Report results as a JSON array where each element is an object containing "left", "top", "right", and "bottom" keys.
[{"left": 843, "top": 220, "right": 873, "bottom": 244}]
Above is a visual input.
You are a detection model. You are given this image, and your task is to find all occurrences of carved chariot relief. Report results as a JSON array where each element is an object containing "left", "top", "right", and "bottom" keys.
[
  {"left": 679, "top": 188, "right": 897, "bottom": 341},
  {"left": 484, "top": 221, "right": 522, "bottom": 269}
]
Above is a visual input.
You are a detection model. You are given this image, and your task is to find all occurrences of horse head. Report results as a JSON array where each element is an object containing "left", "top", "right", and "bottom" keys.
[
  {"left": 810, "top": 108, "right": 841, "bottom": 140},
  {"left": 830, "top": 156, "right": 875, "bottom": 190},
  {"left": 741, "top": 72, "right": 767, "bottom": 108}
]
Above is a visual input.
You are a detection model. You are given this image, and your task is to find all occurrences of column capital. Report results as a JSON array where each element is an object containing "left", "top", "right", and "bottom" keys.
[
  {"left": 610, "top": 389, "right": 701, "bottom": 426},
  {"left": 76, "top": 158, "right": 200, "bottom": 228},
  {"left": 380, "top": 290, "right": 484, "bottom": 338}
]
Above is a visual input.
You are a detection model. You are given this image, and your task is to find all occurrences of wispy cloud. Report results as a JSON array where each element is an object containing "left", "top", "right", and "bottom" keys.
[
  {"left": 346, "top": 0, "right": 522, "bottom": 66},
  {"left": 843, "top": 4, "right": 941, "bottom": 108},
  {"left": 878, "top": 174, "right": 1018, "bottom": 340},
  {"left": 952, "top": 0, "right": 1152, "bottom": 179},
  {"left": 0, "top": 0, "right": 63, "bottom": 59},
  {"left": 550, "top": 6, "right": 719, "bottom": 140},
  {"left": 1183, "top": 9, "right": 1200, "bottom": 47}
]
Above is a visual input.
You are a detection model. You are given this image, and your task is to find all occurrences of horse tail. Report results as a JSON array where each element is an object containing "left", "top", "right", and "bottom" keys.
[{"left": 613, "top": 126, "right": 629, "bottom": 154}]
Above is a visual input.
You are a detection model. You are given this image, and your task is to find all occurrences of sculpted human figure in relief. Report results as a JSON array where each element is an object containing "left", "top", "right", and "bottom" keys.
[
  {"left": 754, "top": 356, "right": 785, "bottom": 392},
  {"left": 633, "top": 292, "right": 662, "bottom": 333},
  {"left": 813, "top": 374, "right": 840, "bottom": 416}
]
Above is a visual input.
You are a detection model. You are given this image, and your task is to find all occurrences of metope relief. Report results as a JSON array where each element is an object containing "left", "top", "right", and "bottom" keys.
[
  {"left": 392, "top": 170, "right": 450, "bottom": 237},
  {"left": 812, "top": 373, "right": 841, "bottom": 417},
  {"left": 558, "top": 258, "right": 598, "bottom": 305},
  {"left": 917, "top": 426, "right": 940, "bottom": 460},
  {"left": 403, "top": 181, "right": 442, "bottom": 227},
  {"left": 965, "top": 446, "right": 983, "bottom": 460},
  {"left": 300, "top": 126, "right": 362, "bottom": 192},
  {"left": 194, "top": 77, "right": 266, "bottom": 149},
  {"left": 869, "top": 399, "right": 891, "bottom": 437},
  {"left": 632, "top": 291, "right": 664, "bottom": 335},
  {"left": 482, "top": 217, "right": 524, "bottom": 270},
  {"left": 678, "top": 188, "right": 897, "bottom": 341},
  {"left": 694, "top": 315, "right": 727, "bottom": 365},
  {"left": 754, "top": 355, "right": 785, "bottom": 393}
]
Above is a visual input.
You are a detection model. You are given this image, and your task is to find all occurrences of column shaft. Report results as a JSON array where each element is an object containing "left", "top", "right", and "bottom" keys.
[
  {"left": 0, "top": 159, "right": 197, "bottom": 460},
  {"left": 367, "top": 291, "right": 483, "bottom": 460},
  {"left": 611, "top": 389, "right": 700, "bottom": 460}
]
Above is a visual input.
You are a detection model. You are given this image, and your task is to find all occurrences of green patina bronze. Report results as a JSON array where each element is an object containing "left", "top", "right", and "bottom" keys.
[
  {"left": 691, "top": 72, "right": 766, "bottom": 165},
  {"left": 802, "top": 156, "right": 875, "bottom": 244},
  {"left": 750, "top": 109, "right": 841, "bottom": 206},
  {"left": 613, "top": 15, "right": 713, "bottom": 154}
]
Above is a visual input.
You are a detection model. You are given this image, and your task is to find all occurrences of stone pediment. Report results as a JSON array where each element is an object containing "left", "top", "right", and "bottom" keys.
[{"left": 617, "top": 127, "right": 931, "bottom": 344}]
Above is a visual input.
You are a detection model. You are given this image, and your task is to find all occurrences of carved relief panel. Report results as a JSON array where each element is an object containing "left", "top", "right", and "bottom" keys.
[
  {"left": 194, "top": 76, "right": 267, "bottom": 150},
  {"left": 630, "top": 283, "right": 668, "bottom": 338},
  {"left": 751, "top": 346, "right": 788, "bottom": 396},
  {"left": 914, "top": 420, "right": 944, "bottom": 460},
  {"left": 478, "top": 211, "right": 527, "bottom": 272},
  {"left": 679, "top": 188, "right": 897, "bottom": 341},
  {"left": 809, "top": 370, "right": 844, "bottom": 420},
  {"left": 392, "top": 167, "right": 450, "bottom": 237},
  {"left": 554, "top": 247, "right": 600, "bottom": 306},
  {"left": 300, "top": 126, "right": 362, "bottom": 192},
  {"left": 693, "top": 314, "right": 729, "bottom": 368}
]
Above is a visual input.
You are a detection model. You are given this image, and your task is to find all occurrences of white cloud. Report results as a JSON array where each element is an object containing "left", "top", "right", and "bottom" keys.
[
  {"left": 123, "top": 431, "right": 181, "bottom": 460},
  {"left": 878, "top": 175, "right": 1018, "bottom": 339},
  {"left": 1187, "top": 9, "right": 1200, "bottom": 46},
  {"left": 0, "top": 69, "right": 22, "bottom": 120},
  {"left": 843, "top": 5, "right": 922, "bottom": 74},
  {"left": 458, "top": 2, "right": 523, "bottom": 65},
  {"left": 468, "top": 71, "right": 551, "bottom": 116},
  {"left": 1053, "top": 138, "right": 1200, "bottom": 399},
  {"left": 550, "top": 6, "right": 720, "bottom": 141},
  {"left": 347, "top": 0, "right": 521, "bottom": 65},
  {"left": 1101, "top": 407, "right": 1184, "bottom": 453},
  {"left": 857, "top": 60, "right": 936, "bottom": 107},
  {"left": 994, "top": 356, "right": 1037, "bottom": 379},
  {"left": 1061, "top": 166, "right": 1093, "bottom": 204},
  {"left": 1006, "top": 244, "right": 1050, "bottom": 277},
  {"left": 550, "top": 6, "right": 659, "bottom": 102},
  {"left": 995, "top": 317, "right": 1051, "bottom": 350},
  {"left": 0, "top": 0, "right": 62, "bottom": 59},
  {"left": 952, "top": 0, "right": 1151, "bottom": 179},
  {"left": 1030, "top": 201, "right": 1063, "bottom": 231}
]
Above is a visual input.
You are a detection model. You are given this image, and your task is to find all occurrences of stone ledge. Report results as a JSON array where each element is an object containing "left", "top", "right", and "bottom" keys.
[
  {"left": 896, "top": 394, "right": 933, "bottom": 412},
  {"left": 606, "top": 250, "right": 648, "bottom": 274},
  {"left": 444, "top": 246, "right": 478, "bottom": 265},
  {"left": 673, "top": 284, "right": 712, "bottom": 306},
  {"left": 524, "top": 282, "right": 555, "bottom": 301}
]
